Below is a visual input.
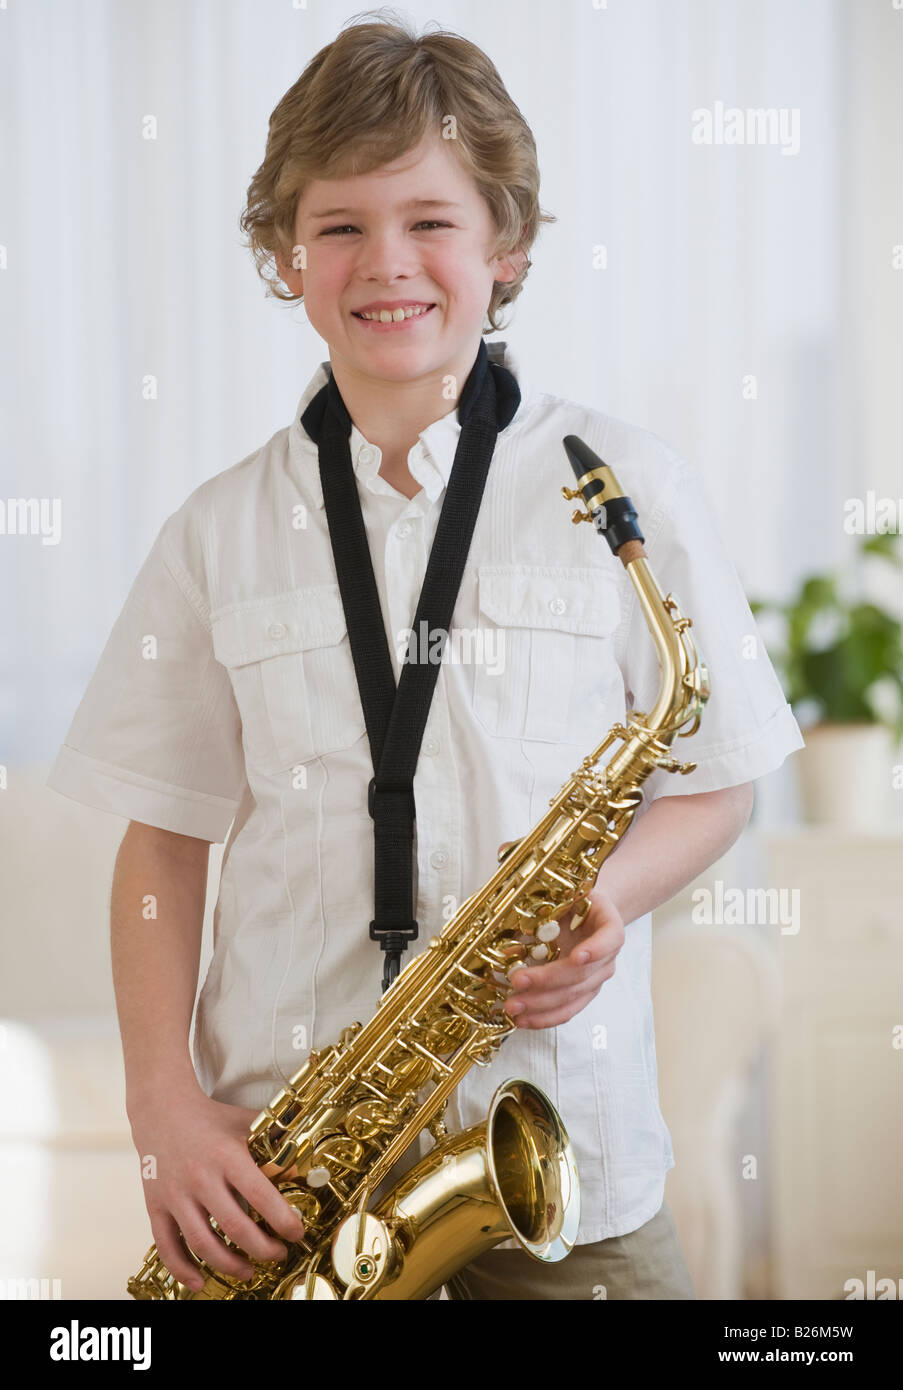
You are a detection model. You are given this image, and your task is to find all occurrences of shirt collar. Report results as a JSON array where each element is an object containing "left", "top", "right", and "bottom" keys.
[{"left": 289, "top": 341, "right": 534, "bottom": 510}]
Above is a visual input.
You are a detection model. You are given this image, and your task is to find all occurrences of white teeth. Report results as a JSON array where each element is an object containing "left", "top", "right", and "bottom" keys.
[{"left": 356, "top": 305, "right": 433, "bottom": 322}]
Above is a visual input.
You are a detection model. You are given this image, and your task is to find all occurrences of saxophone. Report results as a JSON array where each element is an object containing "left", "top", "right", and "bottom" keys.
[{"left": 127, "top": 434, "right": 711, "bottom": 1301}]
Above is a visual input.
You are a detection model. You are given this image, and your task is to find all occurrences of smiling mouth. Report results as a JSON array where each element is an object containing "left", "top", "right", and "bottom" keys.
[{"left": 352, "top": 303, "right": 437, "bottom": 322}]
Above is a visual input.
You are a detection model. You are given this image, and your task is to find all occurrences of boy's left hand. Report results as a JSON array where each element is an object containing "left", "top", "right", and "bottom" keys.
[{"left": 497, "top": 842, "right": 626, "bottom": 1029}]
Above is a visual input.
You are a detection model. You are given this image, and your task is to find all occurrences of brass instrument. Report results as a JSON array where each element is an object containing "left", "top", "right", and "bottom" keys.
[{"left": 127, "top": 435, "right": 710, "bottom": 1300}]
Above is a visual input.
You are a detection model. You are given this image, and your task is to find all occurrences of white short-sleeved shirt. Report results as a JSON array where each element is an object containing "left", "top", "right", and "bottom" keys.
[{"left": 46, "top": 341, "right": 804, "bottom": 1244}]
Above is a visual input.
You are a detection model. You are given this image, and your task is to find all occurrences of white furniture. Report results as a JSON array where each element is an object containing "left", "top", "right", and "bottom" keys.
[
  {"left": 760, "top": 828, "right": 903, "bottom": 1300},
  {"left": 651, "top": 908, "right": 780, "bottom": 1299},
  {"left": 0, "top": 765, "right": 223, "bottom": 1301}
]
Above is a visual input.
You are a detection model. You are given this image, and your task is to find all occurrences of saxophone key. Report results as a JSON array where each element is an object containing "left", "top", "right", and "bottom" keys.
[
  {"left": 288, "top": 1272, "right": 338, "bottom": 1300},
  {"left": 419, "top": 1015, "right": 471, "bottom": 1053},
  {"left": 380, "top": 1053, "right": 435, "bottom": 1092},
  {"left": 406, "top": 1037, "right": 454, "bottom": 1075},
  {"left": 275, "top": 1184, "right": 321, "bottom": 1228},
  {"left": 575, "top": 813, "right": 609, "bottom": 840},
  {"left": 344, "top": 1101, "right": 396, "bottom": 1141},
  {"left": 331, "top": 1212, "right": 399, "bottom": 1297},
  {"left": 567, "top": 897, "right": 593, "bottom": 933}
]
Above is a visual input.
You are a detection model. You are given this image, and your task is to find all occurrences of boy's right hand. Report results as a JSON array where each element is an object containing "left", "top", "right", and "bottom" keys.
[{"left": 128, "top": 1077, "right": 307, "bottom": 1293}]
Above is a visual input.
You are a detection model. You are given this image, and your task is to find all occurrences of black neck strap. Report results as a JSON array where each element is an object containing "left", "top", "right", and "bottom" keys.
[{"left": 301, "top": 340, "right": 521, "bottom": 991}]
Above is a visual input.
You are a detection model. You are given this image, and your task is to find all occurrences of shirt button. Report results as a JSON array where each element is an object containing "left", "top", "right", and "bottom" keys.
[
  {"left": 549, "top": 597, "right": 567, "bottom": 616},
  {"left": 429, "top": 850, "right": 448, "bottom": 869},
  {"left": 359, "top": 445, "right": 375, "bottom": 464},
  {"left": 423, "top": 738, "right": 440, "bottom": 755},
  {"left": 397, "top": 521, "right": 412, "bottom": 539},
  {"left": 267, "top": 622, "right": 287, "bottom": 639}
]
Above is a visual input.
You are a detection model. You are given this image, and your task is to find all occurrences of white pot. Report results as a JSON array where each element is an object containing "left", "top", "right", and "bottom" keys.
[{"left": 795, "top": 722, "right": 895, "bottom": 829}]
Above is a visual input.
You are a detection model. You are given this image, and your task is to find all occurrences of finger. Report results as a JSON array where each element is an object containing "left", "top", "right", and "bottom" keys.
[
  {"left": 508, "top": 949, "right": 612, "bottom": 996},
  {"left": 513, "top": 1001, "right": 593, "bottom": 1029},
  {"left": 149, "top": 1209, "right": 207, "bottom": 1292},
  {"left": 502, "top": 978, "right": 600, "bottom": 1023},
  {"left": 233, "top": 1161, "right": 308, "bottom": 1244},
  {"left": 205, "top": 1183, "right": 289, "bottom": 1265},
  {"left": 516, "top": 924, "right": 621, "bottom": 985},
  {"left": 174, "top": 1201, "right": 256, "bottom": 1282},
  {"left": 506, "top": 970, "right": 611, "bottom": 1019},
  {"left": 503, "top": 921, "right": 595, "bottom": 981}
]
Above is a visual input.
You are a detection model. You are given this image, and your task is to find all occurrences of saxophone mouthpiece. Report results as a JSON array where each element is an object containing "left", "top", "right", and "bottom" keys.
[
  {"left": 563, "top": 435, "right": 604, "bottom": 488},
  {"left": 562, "top": 435, "right": 645, "bottom": 559}
]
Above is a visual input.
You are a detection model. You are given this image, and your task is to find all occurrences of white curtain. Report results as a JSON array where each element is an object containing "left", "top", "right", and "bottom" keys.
[{"left": 0, "top": 0, "right": 865, "bottom": 807}]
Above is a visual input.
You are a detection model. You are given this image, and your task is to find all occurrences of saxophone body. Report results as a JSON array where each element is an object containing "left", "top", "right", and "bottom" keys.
[{"left": 127, "top": 437, "right": 710, "bottom": 1301}]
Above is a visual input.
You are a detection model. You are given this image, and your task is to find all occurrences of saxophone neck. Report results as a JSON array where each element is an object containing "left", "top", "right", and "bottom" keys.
[
  {"left": 561, "top": 438, "right": 710, "bottom": 745},
  {"left": 623, "top": 553, "right": 697, "bottom": 732}
]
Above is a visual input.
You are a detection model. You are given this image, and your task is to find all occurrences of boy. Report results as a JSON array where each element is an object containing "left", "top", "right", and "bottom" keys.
[{"left": 46, "top": 15, "right": 803, "bottom": 1300}]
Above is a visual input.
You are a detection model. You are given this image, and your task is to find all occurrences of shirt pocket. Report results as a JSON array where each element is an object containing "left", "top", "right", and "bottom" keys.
[
  {"left": 211, "top": 586, "right": 367, "bottom": 775},
  {"left": 472, "top": 564, "right": 623, "bottom": 743}
]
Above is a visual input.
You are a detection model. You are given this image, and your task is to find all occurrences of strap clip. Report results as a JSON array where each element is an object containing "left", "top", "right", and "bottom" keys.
[{"left": 368, "top": 775, "right": 416, "bottom": 822}]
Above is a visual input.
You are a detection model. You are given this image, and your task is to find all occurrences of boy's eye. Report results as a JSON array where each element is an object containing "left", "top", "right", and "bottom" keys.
[{"left": 320, "top": 221, "right": 452, "bottom": 236}]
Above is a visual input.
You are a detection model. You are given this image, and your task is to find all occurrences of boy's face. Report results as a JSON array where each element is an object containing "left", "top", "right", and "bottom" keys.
[{"left": 282, "top": 132, "right": 524, "bottom": 385}]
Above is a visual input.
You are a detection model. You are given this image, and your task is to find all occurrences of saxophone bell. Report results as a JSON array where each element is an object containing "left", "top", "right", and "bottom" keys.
[{"left": 279, "top": 1079, "right": 579, "bottom": 1300}]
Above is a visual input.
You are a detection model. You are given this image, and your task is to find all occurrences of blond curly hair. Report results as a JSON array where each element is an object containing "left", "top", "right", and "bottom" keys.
[{"left": 238, "top": 8, "right": 555, "bottom": 332}]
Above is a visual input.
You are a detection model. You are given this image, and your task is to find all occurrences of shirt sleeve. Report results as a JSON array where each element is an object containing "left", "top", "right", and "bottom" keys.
[
  {"left": 45, "top": 504, "right": 247, "bottom": 842},
  {"left": 615, "top": 453, "right": 805, "bottom": 801}
]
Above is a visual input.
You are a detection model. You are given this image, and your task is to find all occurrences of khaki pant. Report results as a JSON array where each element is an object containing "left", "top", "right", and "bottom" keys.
[{"left": 443, "top": 1200, "right": 696, "bottom": 1301}]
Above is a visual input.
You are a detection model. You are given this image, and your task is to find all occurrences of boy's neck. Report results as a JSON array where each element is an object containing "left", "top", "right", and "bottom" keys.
[{"left": 327, "top": 338, "right": 483, "bottom": 483}]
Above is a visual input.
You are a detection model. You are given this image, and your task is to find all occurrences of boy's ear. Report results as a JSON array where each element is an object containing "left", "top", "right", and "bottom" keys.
[
  {"left": 495, "top": 246, "right": 528, "bottom": 284},
  {"left": 276, "top": 241, "right": 305, "bottom": 296}
]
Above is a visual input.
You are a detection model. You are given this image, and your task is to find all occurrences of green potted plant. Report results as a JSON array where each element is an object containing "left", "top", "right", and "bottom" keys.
[{"left": 749, "top": 530, "right": 903, "bottom": 828}]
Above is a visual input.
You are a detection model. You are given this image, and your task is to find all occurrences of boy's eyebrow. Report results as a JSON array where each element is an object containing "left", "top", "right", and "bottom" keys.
[{"left": 306, "top": 198, "right": 463, "bottom": 220}]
